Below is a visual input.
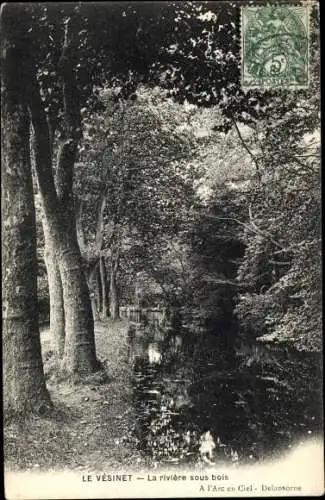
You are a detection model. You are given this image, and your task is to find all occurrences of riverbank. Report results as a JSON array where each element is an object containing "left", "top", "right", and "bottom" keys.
[{"left": 4, "top": 319, "right": 144, "bottom": 472}]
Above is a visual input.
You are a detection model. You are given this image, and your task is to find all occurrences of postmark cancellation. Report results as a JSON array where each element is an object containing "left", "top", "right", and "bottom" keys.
[{"left": 241, "top": 5, "right": 310, "bottom": 89}]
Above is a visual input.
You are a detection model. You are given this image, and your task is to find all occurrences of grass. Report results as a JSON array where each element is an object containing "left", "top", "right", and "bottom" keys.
[{"left": 4, "top": 319, "right": 145, "bottom": 473}]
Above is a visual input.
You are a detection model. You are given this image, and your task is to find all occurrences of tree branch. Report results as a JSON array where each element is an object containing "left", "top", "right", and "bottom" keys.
[
  {"left": 56, "top": 16, "right": 82, "bottom": 208},
  {"left": 192, "top": 210, "right": 285, "bottom": 251},
  {"left": 75, "top": 198, "right": 88, "bottom": 257},
  {"left": 95, "top": 193, "right": 107, "bottom": 252},
  {"left": 248, "top": 203, "right": 284, "bottom": 250},
  {"left": 232, "top": 119, "right": 261, "bottom": 181},
  {"left": 28, "top": 71, "right": 59, "bottom": 217}
]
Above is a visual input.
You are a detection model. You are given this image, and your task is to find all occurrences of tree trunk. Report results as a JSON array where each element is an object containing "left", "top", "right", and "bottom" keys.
[
  {"left": 1, "top": 9, "right": 52, "bottom": 412},
  {"left": 54, "top": 213, "right": 99, "bottom": 374},
  {"left": 100, "top": 256, "right": 109, "bottom": 319},
  {"left": 42, "top": 216, "right": 65, "bottom": 358},
  {"left": 27, "top": 20, "right": 99, "bottom": 376},
  {"left": 87, "top": 264, "right": 100, "bottom": 322},
  {"left": 109, "top": 261, "right": 120, "bottom": 320},
  {"left": 90, "top": 295, "right": 100, "bottom": 322},
  {"left": 95, "top": 266, "right": 102, "bottom": 317},
  {"left": 32, "top": 129, "right": 99, "bottom": 375}
]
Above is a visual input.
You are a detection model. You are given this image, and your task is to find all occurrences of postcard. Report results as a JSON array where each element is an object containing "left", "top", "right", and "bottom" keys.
[{"left": 2, "top": 1, "right": 323, "bottom": 498}]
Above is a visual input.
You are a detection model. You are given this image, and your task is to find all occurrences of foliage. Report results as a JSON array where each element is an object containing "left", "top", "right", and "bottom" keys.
[
  {"left": 234, "top": 6, "right": 321, "bottom": 352},
  {"left": 75, "top": 85, "right": 203, "bottom": 307},
  {"left": 7, "top": 0, "right": 320, "bottom": 352}
]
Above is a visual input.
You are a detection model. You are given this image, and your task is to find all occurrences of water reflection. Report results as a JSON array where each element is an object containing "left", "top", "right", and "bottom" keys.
[
  {"left": 147, "top": 343, "right": 162, "bottom": 364},
  {"left": 129, "top": 320, "right": 323, "bottom": 467}
]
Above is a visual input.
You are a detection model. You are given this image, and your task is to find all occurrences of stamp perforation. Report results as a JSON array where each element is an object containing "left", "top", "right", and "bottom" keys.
[{"left": 240, "top": 3, "right": 312, "bottom": 90}]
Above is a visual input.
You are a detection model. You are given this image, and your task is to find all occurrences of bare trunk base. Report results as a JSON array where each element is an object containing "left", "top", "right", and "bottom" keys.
[
  {"left": 57, "top": 230, "right": 100, "bottom": 375},
  {"left": 2, "top": 58, "right": 52, "bottom": 414},
  {"left": 100, "top": 256, "right": 109, "bottom": 319},
  {"left": 109, "top": 268, "right": 120, "bottom": 320},
  {"left": 3, "top": 318, "right": 53, "bottom": 415},
  {"left": 43, "top": 217, "right": 65, "bottom": 358}
]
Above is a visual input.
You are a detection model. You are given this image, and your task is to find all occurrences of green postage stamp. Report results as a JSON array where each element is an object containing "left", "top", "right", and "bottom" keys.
[{"left": 241, "top": 5, "right": 310, "bottom": 89}]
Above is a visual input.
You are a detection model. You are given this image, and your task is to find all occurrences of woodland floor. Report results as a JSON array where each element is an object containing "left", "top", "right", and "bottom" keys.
[{"left": 4, "top": 319, "right": 146, "bottom": 473}]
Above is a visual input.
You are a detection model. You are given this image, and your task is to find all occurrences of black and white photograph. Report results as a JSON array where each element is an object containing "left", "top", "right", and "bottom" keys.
[{"left": 2, "top": 1, "right": 323, "bottom": 498}]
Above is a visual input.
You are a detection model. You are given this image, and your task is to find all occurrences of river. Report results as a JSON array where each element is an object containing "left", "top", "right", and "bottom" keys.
[{"left": 127, "top": 318, "right": 323, "bottom": 468}]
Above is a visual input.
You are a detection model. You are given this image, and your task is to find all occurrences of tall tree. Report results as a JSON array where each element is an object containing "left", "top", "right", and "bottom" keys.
[
  {"left": 19, "top": 1, "right": 177, "bottom": 369},
  {"left": 42, "top": 215, "right": 65, "bottom": 357},
  {"left": 25, "top": 11, "right": 99, "bottom": 374},
  {"left": 1, "top": 4, "right": 52, "bottom": 413},
  {"left": 75, "top": 86, "right": 199, "bottom": 317}
]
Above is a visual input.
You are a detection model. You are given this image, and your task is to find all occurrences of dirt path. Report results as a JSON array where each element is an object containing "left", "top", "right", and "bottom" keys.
[{"left": 4, "top": 319, "right": 144, "bottom": 472}]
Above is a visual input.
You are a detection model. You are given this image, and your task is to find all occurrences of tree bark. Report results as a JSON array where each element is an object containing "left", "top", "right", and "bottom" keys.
[
  {"left": 109, "top": 257, "right": 120, "bottom": 320},
  {"left": 42, "top": 216, "right": 65, "bottom": 358},
  {"left": 90, "top": 295, "right": 100, "bottom": 322},
  {"left": 1, "top": 7, "right": 52, "bottom": 413},
  {"left": 87, "top": 263, "right": 100, "bottom": 322},
  {"left": 100, "top": 256, "right": 109, "bottom": 319},
  {"left": 54, "top": 21, "right": 97, "bottom": 373},
  {"left": 33, "top": 128, "right": 98, "bottom": 377},
  {"left": 95, "top": 266, "right": 102, "bottom": 317},
  {"left": 58, "top": 218, "right": 99, "bottom": 374},
  {"left": 95, "top": 195, "right": 109, "bottom": 319},
  {"left": 27, "top": 22, "right": 99, "bottom": 375}
]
